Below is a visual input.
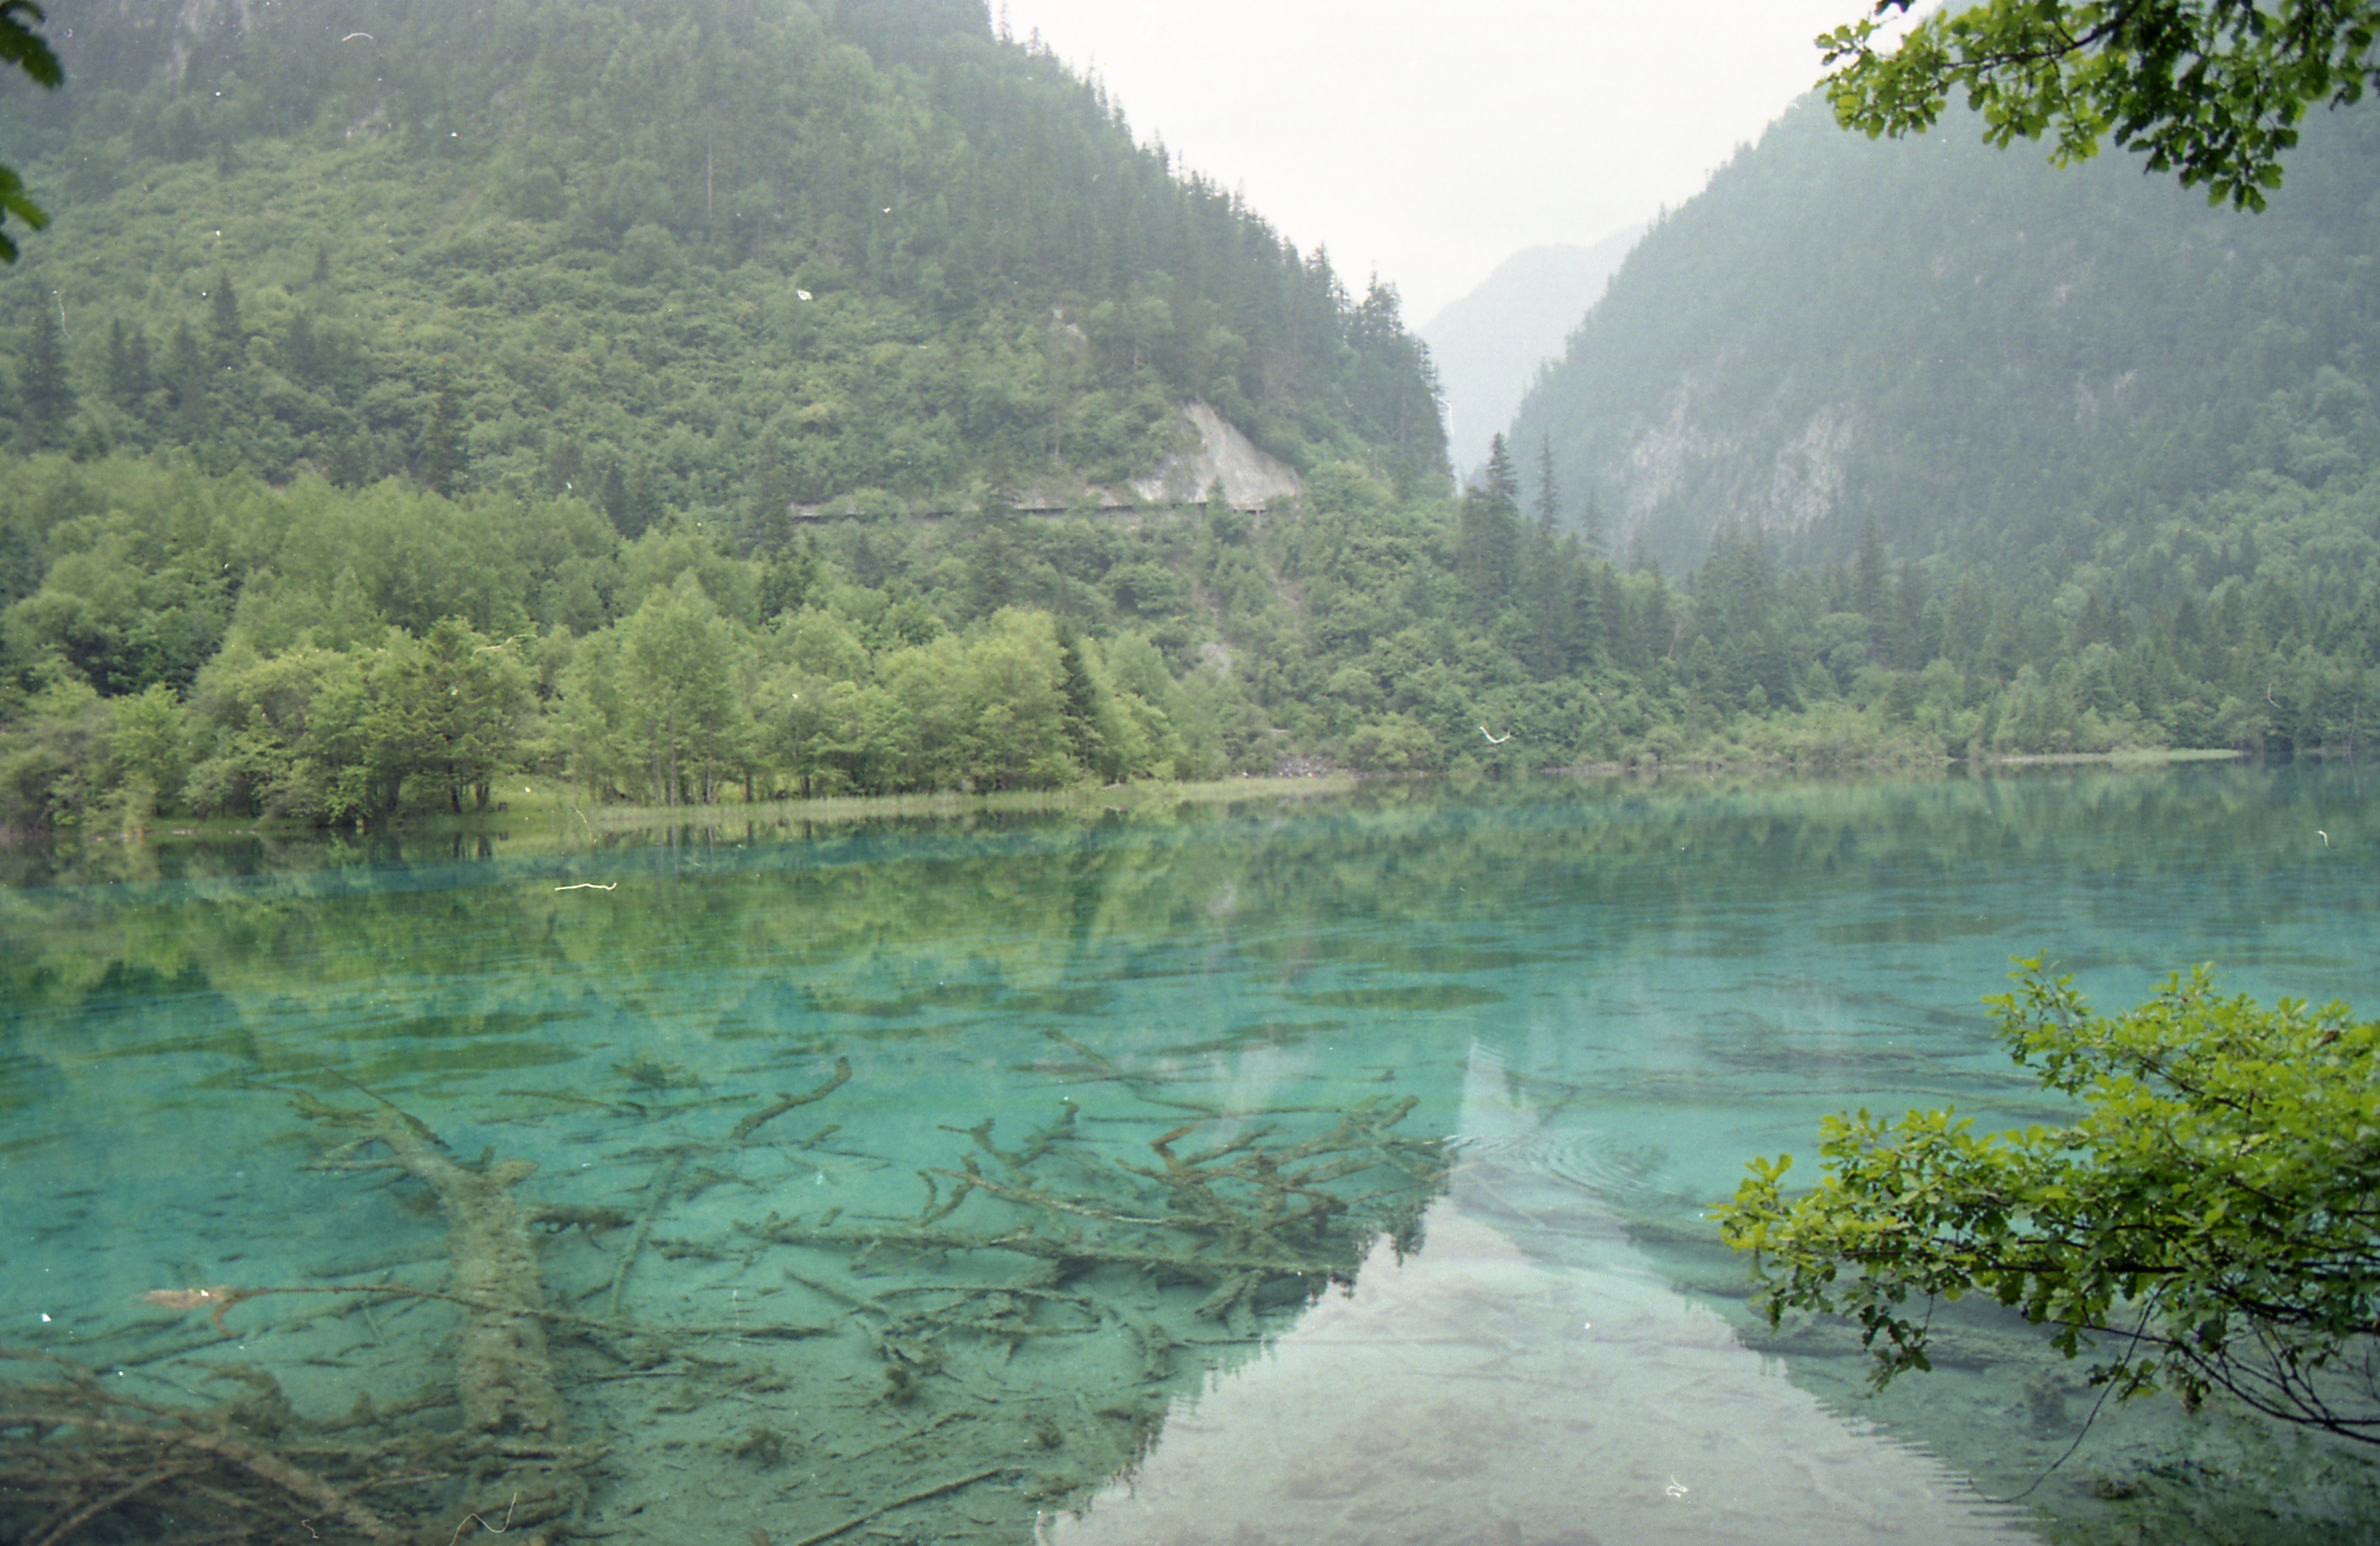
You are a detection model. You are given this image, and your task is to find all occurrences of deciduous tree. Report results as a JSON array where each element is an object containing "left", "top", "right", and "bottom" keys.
[
  {"left": 0, "top": 0, "right": 59, "bottom": 262},
  {"left": 1823, "top": 0, "right": 2380, "bottom": 209},
  {"left": 1720, "top": 961, "right": 2380, "bottom": 1444}
]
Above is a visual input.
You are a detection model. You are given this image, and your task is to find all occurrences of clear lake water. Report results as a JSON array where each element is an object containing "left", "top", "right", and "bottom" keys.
[{"left": 3, "top": 761, "right": 2376, "bottom": 1545}]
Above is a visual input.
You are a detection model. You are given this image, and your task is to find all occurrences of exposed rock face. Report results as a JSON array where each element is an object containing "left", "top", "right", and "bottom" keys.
[
  {"left": 1133, "top": 403, "right": 1305, "bottom": 510},
  {"left": 796, "top": 402, "right": 1305, "bottom": 520}
]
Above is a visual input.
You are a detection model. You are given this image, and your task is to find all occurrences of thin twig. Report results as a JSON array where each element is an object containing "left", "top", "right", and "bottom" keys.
[
  {"left": 786, "top": 1467, "right": 1007, "bottom": 1546},
  {"left": 446, "top": 1490, "right": 517, "bottom": 1546}
]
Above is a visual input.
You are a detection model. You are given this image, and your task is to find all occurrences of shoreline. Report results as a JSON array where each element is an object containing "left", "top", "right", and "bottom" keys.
[
  {"left": 1974, "top": 747, "right": 2246, "bottom": 767},
  {"left": 9, "top": 746, "right": 2265, "bottom": 852},
  {"left": 554, "top": 773, "right": 1365, "bottom": 834}
]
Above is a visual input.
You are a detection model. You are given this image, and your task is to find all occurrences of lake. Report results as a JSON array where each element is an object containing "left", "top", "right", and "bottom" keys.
[{"left": 3, "top": 762, "right": 2374, "bottom": 1545}]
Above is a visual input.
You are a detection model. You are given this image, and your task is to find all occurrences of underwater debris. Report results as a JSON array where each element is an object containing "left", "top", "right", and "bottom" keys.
[
  {"left": 607, "top": 1056, "right": 855, "bottom": 1317},
  {"left": 2, "top": 1080, "right": 621, "bottom": 1545},
  {"left": 0, "top": 1356, "right": 402, "bottom": 1543},
  {"left": 740, "top": 1093, "right": 1447, "bottom": 1347},
  {"left": 7, "top": 1053, "right": 1451, "bottom": 1546}
]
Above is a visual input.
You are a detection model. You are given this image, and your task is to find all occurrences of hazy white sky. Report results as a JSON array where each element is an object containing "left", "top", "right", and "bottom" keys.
[{"left": 998, "top": 1, "right": 1891, "bottom": 322}]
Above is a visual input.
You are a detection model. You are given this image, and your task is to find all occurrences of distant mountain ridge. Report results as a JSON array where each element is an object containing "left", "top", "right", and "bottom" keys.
[
  {"left": 1512, "top": 95, "right": 2380, "bottom": 575},
  {"left": 1420, "top": 229, "right": 1639, "bottom": 471}
]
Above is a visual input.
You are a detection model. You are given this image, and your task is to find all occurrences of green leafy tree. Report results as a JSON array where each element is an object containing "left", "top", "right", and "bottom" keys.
[
  {"left": 389, "top": 619, "right": 528, "bottom": 813},
  {"left": 1822, "top": 0, "right": 2380, "bottom": 209},
  {"left": 1720, "top": 961, "right": 2380, "bottom": 1444},
  {"left": 610, "top": 578, "right": 743, "bottom": 805},
  {"left": 108, "top": 681, "right": 186, "bottom": 819},
  {"left": 0, "top": 0, "right": 59, "bottom": 262}
]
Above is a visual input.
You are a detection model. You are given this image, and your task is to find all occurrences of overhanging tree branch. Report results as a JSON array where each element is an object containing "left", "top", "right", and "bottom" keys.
[{"left": 1818, "top": 0, "right": 2380, "bottom": 209}]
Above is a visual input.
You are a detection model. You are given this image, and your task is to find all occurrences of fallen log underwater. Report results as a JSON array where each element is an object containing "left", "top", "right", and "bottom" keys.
[{"left": 2, "top": 1054, "right": 1450, "bottom": 1545}]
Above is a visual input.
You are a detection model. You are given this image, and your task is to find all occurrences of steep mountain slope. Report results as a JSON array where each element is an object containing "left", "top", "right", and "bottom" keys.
[
  {"left": 1421, "top": 227, "right": 1638, "bottom": 469},
  {"left": 0, "top": 0, "right": 1445, "bottom": 525},
  {"left": 1513, "top": 96, "right": 2380, "bottom": 576}
]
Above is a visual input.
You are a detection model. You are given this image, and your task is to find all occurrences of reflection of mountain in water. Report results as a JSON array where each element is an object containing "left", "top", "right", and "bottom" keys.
[
  {"left": 1049, "top": 1046, "right": 2038, "bottom": 1546},
  {"left": 1449, "top": 1127, "right": 1668, "bottom": 1208}
]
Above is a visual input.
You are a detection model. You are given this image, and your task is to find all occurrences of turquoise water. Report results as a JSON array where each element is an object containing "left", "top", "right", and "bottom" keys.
[{"left": 2, "top": 762, "right": 2375, "bottom": 1544}]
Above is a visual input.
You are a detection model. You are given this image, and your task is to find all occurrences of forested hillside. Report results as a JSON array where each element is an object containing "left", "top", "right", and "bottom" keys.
[
  {"left": 6, "top": 431, "right": 2374, "bottom": 835},
  {"left": 0, "top": 0, "right": 1445, "bottom": 514},
  {"left": 0, "top": 5, "right": 2374, "bottom": 833},
  {"left": 1515, "top": 96, "right": 2380, "bottom": 585}
]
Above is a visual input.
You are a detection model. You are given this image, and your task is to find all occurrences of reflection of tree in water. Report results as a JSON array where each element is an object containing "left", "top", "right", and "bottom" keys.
[
  {"left": 0, "top": 1041, "right": 1450, "bottom": 1544},
  {"left": 6, "top": 765, "right": 2356, "bottom": 1052}
]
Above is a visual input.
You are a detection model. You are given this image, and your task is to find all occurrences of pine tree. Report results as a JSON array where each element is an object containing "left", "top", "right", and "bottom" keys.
[
  {"left": 1458, "top": 433, "right": 1524, "bottom": 608},
  {"left": 416, "top": 375, "right": 467, "bottom": 497},
  {"left": 164, "top": 321, "right": 208, "bottom": 438},
  {"left": 966, "top": 483, "right": 1022, "bottom": 614},
  {"left": 1533, "top": 433, "right": 1559, "bottom": 531},
  {"left": 106, "top": 318, "right": 154, "bottom": 407},
  {"left": 625, "top": 466, "right": 663, "bottom": 537},
  {"left": 745, "top": 432, "right": 794, "bottom": 551},
  {"left": 758, "top": 539, "right": 819, "bottom": 620},
  {"left": 209, "top": 269, "right": 242, "bottom": 362},
  {"left": 1484, "top": 432, "right": 1520, "bottom": 509},
  {"left": 17, "top": 300, "right": 74, "bottom": 447},
  {"left": 282, "top": 309, "right": 319, "bottom": 382},
  {"left": 600, "top": 459, "right": 633, "bottom": 534},
  {"left": 1053, "top": 616, "right": 1110, "bottom": 777},
  {"left": 1854, "top": 518, "right": 1886, "bottom": 625}
]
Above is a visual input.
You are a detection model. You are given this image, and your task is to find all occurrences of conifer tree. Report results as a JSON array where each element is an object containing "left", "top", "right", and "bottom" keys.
[
  {"left": 106, "top": 318, "right": 154, "bottom": 408},
  {"left": 600, "top": 460, "right": 634, "bottom": 536},
  {"left": 1533, "top": 433, "right": 1560, "bottom": 531},
  {"left": 16, "top": 299, "right": 73, "bottom": 447},
  {"left": 1458, "top": 434, "right": 1524, "bottom": 609},
  {"left": 281, "top": 310, "right": 318, "bottom": 383},
  {"left": 209, "top": 269, "right": 242, "bottom": 363},
  {"left": 624, "top": 466, "right": 662, "bottom": 538},
  {"left": 1854, "top": 519, "right": 1887, "bottom": 627},
  {"left": 416, "top": 375, "right": 467, "bottom": 497}
]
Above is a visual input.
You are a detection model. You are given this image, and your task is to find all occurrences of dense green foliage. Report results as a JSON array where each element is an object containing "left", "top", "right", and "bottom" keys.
[
  {"left": 1507, "top": 94, "right": 2380, "bottom": 761},
  {"left": 1721, "top": 963, "right": 2380, "bottom": 1444},
  {"left": 1824, "top": 1, "right": 2380, "bottom": 211},
  {"left": 0, "top": 455, "right": 1242, "bottom": 826},
  {"left": 5, "top": 439, "right": 2375, "bottom": 831},
  {"left": 0, "top": 0, "right": 1444, "bottom": 508},
  {"left": 0, "top": 3, "right": 2374, "bottom": 830}
]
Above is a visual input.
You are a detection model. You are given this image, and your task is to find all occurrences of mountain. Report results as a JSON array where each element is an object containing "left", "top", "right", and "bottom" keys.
[
  {"left": 5, "top": 11, "right": 2376, "bottom": 836},
  {"left": 1513, "top": 95, "right": 2380, "bottom": 578},
  {"left": 0, "top": 0, "right": 1447, "bottom": 527},
  {"left": 1419, "top": 228, "right": 1639, "bottom": 471}
]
